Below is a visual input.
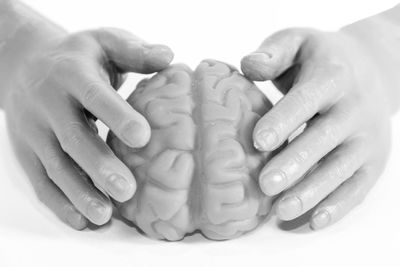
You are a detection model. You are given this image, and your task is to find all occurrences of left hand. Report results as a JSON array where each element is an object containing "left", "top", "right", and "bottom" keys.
[{"left": 241, "top": 28, "right": 392, "bottom": 230}]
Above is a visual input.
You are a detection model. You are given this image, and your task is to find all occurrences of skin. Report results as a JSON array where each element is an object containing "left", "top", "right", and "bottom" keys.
[
  {"left": 0, "top": 1, "right": 173, "bottom": 229},
  {"left": 1, "top": 1, "right": 399, "bottom": 233},
  {"left": 241, "top": 5, "right": 400, "bottom": 230}
]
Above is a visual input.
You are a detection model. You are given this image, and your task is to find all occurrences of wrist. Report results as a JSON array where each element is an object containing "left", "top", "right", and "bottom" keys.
[
  {"left": 340, "top": 6, "right": 400, "bottom": 115},
  {"left": 0, "top": 1, "right": 67, "bottom": 108}
]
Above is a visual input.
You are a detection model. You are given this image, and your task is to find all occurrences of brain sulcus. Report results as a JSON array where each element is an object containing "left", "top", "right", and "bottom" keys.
[{"left": 107, "top": 60, "right": 274, "bottom": 241}]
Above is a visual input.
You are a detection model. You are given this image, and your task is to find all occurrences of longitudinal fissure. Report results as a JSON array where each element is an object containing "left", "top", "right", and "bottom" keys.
[
  {"left": 189, "top": 66, "right": 203, "bottom": 230},
  {"left": 109, "top": 60, "right": 274, "bottom": 241}
]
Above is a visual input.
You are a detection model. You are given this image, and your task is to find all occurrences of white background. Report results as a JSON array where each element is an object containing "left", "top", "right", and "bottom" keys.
[{"left": 1, "top": 0, "right": 399, "bottom": 266}]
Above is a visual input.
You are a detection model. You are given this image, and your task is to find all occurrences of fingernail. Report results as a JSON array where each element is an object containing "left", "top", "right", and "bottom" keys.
[
  {"left": 106, "top": 174, "right": 132, "bottom": 199},
  {"left": 146, "top": 45, "right": 174, "bottom": 69},
  {"left": 87, "top": 200, "right": 108, "bottom": 224},
  {"left": 310, "top": 210, "right": 331, "bottom": 230},
  {"left": 260, "top": 169, "right": 287, "bottom": 195},
  {"left": 121, "top": 121, "right": 147, "bottom": 148},
  {"left": 241, "top": 52, "right": 274, "bottom": 81},
  {"left": 246, "top": 52, "right": 272, "bottom": 63},
  {"left": 255, "top": 129, "right": 279, "bottom": 151},
  {"left": 277, "top": 196, "right": 303, "bottom": 220},
  {"left": 66, "top": 209, "right": 87, "bottom": 230}
]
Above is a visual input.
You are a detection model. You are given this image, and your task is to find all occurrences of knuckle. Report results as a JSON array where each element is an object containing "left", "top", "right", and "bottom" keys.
[
  {"left": 288, "top": 89, "right": 318, "bottom": 116},
  {"left": 347, "top": 184, "right": 367, "bottom": 206},
  {"left": 51, "top": 52, "right": 77, "bottom": 65},
  {"left": 60, "top": 122, "right": 86, "bottom": 152},
  {"left": 81, "top": 81, "right": 104, "bottom": 108},
  {"left": 322, "top": 61, "right": 351, "bottom": 95},
  {"left": 343, "top": 171, "right": 370, "bottom": 205},
  {"left": 277, "top": 27, "right": 299, "bottom": 35},
  {"left": 30, "top": 84, "right": 48, "bottom": 103},
  {"left": 260, "top": 106, "right": 292, "bottom": 135},
  {"left": 323, "top": 59, "right": 349, "bottom": 75},
  {"left": 49, "top": 54, "right": 84, "bottom": 77},
  {"left": 317, "top": 118, "right": 340, "bottom": 145},
  {"left": 77, "top": 193, "right": 95, "bottom": 208},
  {"left": 329, "top": 155, "right": 350, "bottom": 180},
  {"left": 90, "top": 27, "right": 114, "bottom": 37},
  {"left": 62, "top": 206, "right": 77, "bottom": 222},
  {"left": 328, "top": 60, "right": 352, "bottom": 78},
  {"left": 63, "top": 32, "right": 95, "bottom": 49},
  {"left": 96, "top": 161, "right": 115, "bottom": 178},
  {"left": 43, "top": 145, "right": 65, "bottom": 176},
  {"left": 334, "top": 103, "right": 356, "bottom": 121},
  {"left": 290, "top": 149, "right": 309, "bottom": 166},
  {"left": 95, "top": 27, "right": 135, "bottom": 41},
  {"left": 34, "top": 180, "right": 49, "bottom": 204},
  {"left": 258, "top": 112, "right": 280, "bottom": 130}
]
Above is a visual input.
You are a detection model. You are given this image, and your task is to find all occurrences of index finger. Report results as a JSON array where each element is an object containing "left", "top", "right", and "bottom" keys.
[
  {"left": 81, "top": 74, "right": 151, "bottom": 148},
  {"left": 57, "top": 59, "right": 151, "bottom": 148},
  {"left": 253, "top": 61, "right": 345, "bottom": 151}
]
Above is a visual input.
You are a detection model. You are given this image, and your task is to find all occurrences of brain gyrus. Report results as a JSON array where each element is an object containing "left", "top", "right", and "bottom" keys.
[{"left": 107, "top": 60, "right": 274, "bottom": 241}]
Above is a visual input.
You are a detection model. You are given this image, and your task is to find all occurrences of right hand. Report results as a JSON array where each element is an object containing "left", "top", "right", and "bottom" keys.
[{"left": 3, "top": 28, "right": 173, "bottom": 229}]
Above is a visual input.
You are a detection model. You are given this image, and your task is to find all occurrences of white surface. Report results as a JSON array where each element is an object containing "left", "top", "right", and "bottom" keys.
[{"left": 1, "top": 0, "right": 399, "bottom": 266}]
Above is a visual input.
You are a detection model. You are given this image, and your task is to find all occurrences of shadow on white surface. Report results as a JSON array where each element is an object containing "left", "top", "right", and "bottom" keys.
[
  {"left": 0, "top": 109, "right": 378, "bottom": 241},
  {"left": 277, "top": 210, "right": 313, "bottom": 233},
  {"left": 1, "top": 90, "right": 400, "bottom": 266}
]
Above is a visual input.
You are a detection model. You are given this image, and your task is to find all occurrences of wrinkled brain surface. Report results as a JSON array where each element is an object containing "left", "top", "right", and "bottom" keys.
[{"left": 107, "top": 60, "right": 274, "bottom": 241}]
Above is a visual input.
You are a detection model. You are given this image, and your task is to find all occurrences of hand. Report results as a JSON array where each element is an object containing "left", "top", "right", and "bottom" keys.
[
  {"left": 241, "top": 28, "right": 392, "bottom": 230},
  {"left": 3, "top": 28, "right": 173, "bottom": 229}
]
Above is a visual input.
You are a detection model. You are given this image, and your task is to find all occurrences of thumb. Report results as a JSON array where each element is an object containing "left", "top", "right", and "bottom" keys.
[
  {"left": 89, "top": 27, "right": 174, "bottom": 74},
  {"left": 241, "top": 28, "right": 308, "bottom": 81}
]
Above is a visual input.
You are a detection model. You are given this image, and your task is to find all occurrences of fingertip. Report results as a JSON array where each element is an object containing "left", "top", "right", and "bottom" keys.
[
  {"left": 144, "top": 44, "right": 174, "bottom": 71},
  {"left": 241, "top": 52, "right": 274, "bottom": 81},
  {"left": 253, "top": 128, "right": 280, "bottom": 151},
  {"left": 105, "top": 173, "right": 136, "bottom": 202},
  {"left": 276, "top": 196, "right": 303, "bottom": 220},
  {"left": 310, "top": 209, "right": 331, "bottom": 230},
  {"left": 259, "top": 169, "right": 287, "bottom": 196},
  {"left": 120, "top": 120, "right": 151, "bottom": 148},
  {"left": 66, "top": 209, "right": 89, "bottom": 230},
  {"left": 86, "top": 199, "right": 113, "bottom": 225}
]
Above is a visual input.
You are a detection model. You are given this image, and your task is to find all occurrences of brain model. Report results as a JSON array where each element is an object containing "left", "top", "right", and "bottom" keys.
[{"left": 107, "top": 60, "right": 274, "bottom": 241}]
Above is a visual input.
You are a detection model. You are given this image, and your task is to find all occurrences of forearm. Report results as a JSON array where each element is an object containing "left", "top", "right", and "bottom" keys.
[
  {"left": 341, "top": 4, "right": 400, "bottom": 114},
  {"left": 0, "top": 0, "right": 66, "bottom": 108}
]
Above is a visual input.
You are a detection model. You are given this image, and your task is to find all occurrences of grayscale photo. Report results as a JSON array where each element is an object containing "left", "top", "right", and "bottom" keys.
[{"left": 0, "top": 0, "right": 399, "bottom": 266}]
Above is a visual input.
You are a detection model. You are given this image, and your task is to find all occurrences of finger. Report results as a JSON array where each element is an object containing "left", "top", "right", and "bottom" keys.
[
  {"left": 114, "top": 73, "right": 128, "bottom": 90},
  {"left": 272, "top": 64, "right": 301, "bottom": 94},
  {"left": 45, "top": 102, "right": 137, "bottom": 202},
  {"left": 310, "top": 168, "right": 376, "bottom": 230},
  {"left": 241, "top": 28, "right": 310, "bottom": 81},
  {"left": 103, "top": 61, "right": 127, "bottom": 90},
  {"left": 276, "top": 139, "right": 366, "bottom": 220},
  {"left": 259, "top": 103, "right": 356, "bottom": 196},
  {"left": 253, "top": 61, "right": 345, "bottom": 151},
  {"left": 89, "top": 27, "right": 174, "bottom": 74},
  {"left": 34, "top": 137, "right": 113, "bottom": 225},
  {"left": 63, "top": 61, "right": 151, "bottom": 148},
  {"left": 87, "top": 117, "right": 98, "bottom": 134},
  {"left": 12, "top": 142, "right": 88, "bottom": 230}
]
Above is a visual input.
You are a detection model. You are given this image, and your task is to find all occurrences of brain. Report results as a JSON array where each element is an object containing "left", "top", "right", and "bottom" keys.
[{"left": 107, "top": 60, "right": 274, "bottom": 241}]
